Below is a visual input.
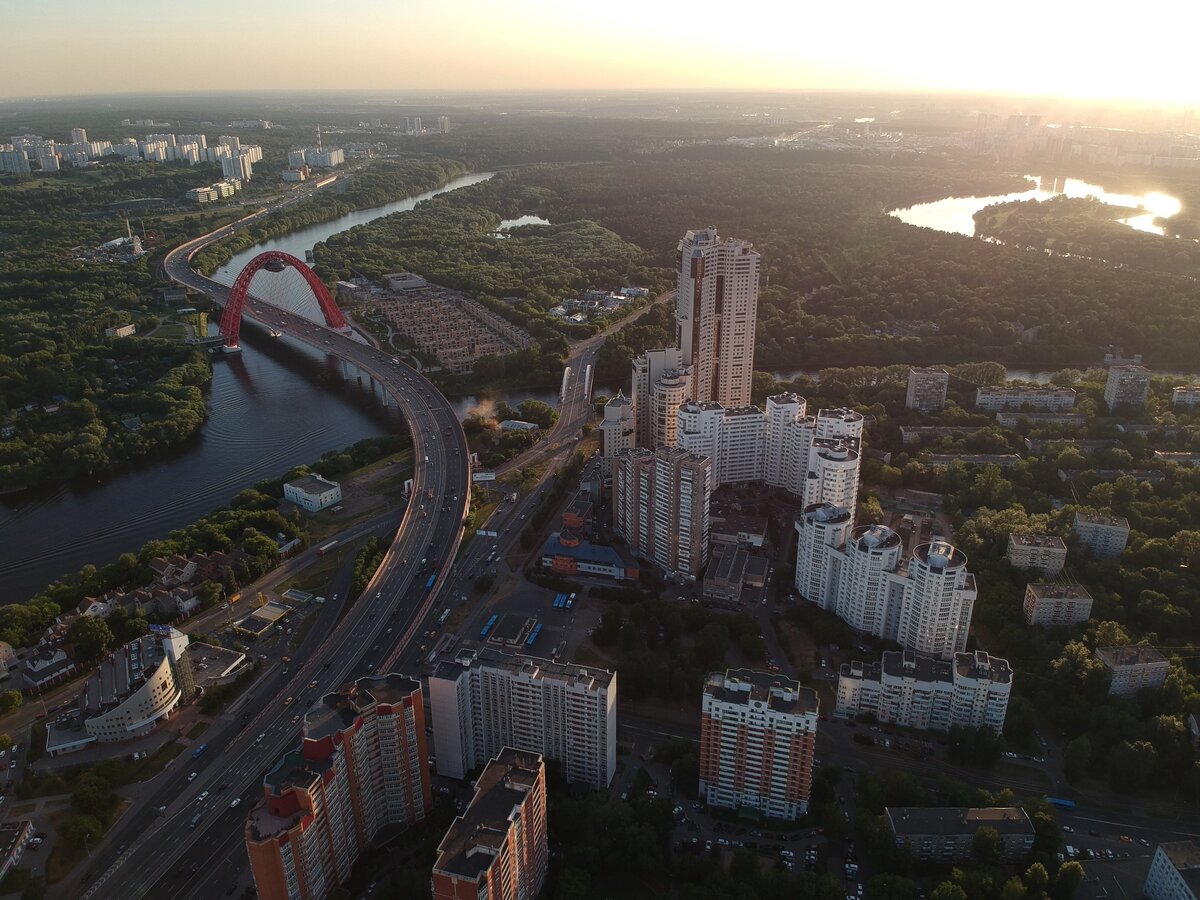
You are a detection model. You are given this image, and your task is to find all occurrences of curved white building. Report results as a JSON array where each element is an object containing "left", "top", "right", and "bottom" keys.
[
  {"left": 794, "top": 503, "right": 853, "bottom": 610},
  {"left": 896, "top": 542, "right": 976, "bottom": 660},
  {"left": 83, "top": 629, "right": 192, "bottom": 742},
  {"left": 804, "top": 440, "right": 861, "bottom": 512},
  {"left": 836, "top": 525, "right": 904, "bottom": 637}
]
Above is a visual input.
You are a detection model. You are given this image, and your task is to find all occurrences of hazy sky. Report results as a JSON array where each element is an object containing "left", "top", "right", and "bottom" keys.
[{"left": 2, "top": 0, "right": 1198, "bottom": 105}]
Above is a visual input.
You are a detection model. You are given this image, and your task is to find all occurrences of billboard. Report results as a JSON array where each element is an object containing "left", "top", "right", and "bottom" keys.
[{"left": 472, "top": 471, "right": 496, "bottom": 482}]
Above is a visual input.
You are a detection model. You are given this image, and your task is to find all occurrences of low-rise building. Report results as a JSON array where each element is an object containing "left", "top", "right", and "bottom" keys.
[
  {"left": 886, "top": 807, "right": 1035, "bottom": 863},
  {"left": 430, "top": 748, "right": 548, "bottom": 900},
  {"left": 1144, "top": 841, "right": 1200, "bottom": 900},
  {"left": 1022, "top": 583, "right": 1093, "bottom": 627},
  {"left": 975, "top": 386, "right": 1076, "bottom": 412},
  {"left": 104, "top": 324, "right": 136, "bottom": 338},
  {"left": 81, "top": 628, "right": 194, "bottom": 743},
  {"left": 836, "top": 649, "right": 1012, "bottom": 734},
  {"left": 927, "top": 453, "right": 1022, "bottom": 469},
  {"left": 1154, "top": 451, "right": 1200, "bottom": 467},
  {"left": 1096, "top": 645, "right": 1169, "bottom": 697},
  {"left": 540, "top": 532, "right": 637, "bottom": 581},
  {"left": 995, "top": 411, "right": 1087, "bottom": 428},
  {"left": 1171, "top": 386, "right": 1200, "bottom": 409},
  {"left": 1073, "top": 511, "right": 1130, "bottom": 557},
  {"left": 1006, "top": 534, "right": 1067, "bottom": 577},
  {"left": 702, "top": 541, "right": 767, "bottom": 603},
  {"left": 283, "top": 474, "right": 342, "bottom": 512},
  {"left": 899, "top": 426, "right": 977, "bottom": 445}
]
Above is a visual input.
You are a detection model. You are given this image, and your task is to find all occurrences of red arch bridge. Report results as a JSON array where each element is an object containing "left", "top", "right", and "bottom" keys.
[{"left": 217, "top": 250, "right": 351, "bottom": 350}]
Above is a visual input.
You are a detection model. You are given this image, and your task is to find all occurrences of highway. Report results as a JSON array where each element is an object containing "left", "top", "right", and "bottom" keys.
[{"left": 74, "top": 206, "right": 472, "bottom": 900}]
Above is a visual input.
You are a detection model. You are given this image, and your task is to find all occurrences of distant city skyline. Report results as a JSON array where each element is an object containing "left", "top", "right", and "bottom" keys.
[{"left": 2, "top": 0, "right": 1199, "bottom": 106}]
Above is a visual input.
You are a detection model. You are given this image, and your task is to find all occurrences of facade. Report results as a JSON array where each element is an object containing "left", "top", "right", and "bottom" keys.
[
  {"left": 1104, "top": 364, "right": 1152, "bottom": 410},
  {"left": 1006, "top": 533, "right": 1068, "bottom": 576},
  {"left": 886, "top": 807, "right": 1034, "bottom": 862},
  {"left": 1144, "top": 841, "right": 1200, "bottom": 900},
  {"left": 630, "top": 346, "right": 685, "bottom": 448},
  {"left": 975, "top": 386, "right": 1076, "bottom": 411},
  {"left": 81, "top": 629, "right": 193, "bottom": 743},
  {"left": 540, "top": 532, "right": 636, "bottom": 581},
  {"left": 699, "top": 669, "right": 818, "bottom": 821},
  {"left": 895, "top": 542, "right": 977, "bottom": 659},
  {"left": 430, "top": 748, "right": 547, "bottom": 900},
  {"left": 835, "top": 650, "right": 1013, "bottom": 734},
  {"left": 834, "top": 524, "right": 906, "bottom": 638},
  {"left": 599, "top": 392, "right": 635, "bottom": 478},
  {"left": 1171, "top": 386, "right": 1200, "bottom": 409},
  {"left": 995, "top": 411, "right": 1088, "bottom": 428},
  {"left": 428, "top": 646, "right": 617, "bottom": 790},
  {"left": 1096, "top": 645, "right": 1170, "bottom": 697},
  {"left": 1022, "top": 583, "right": 1093, "bottom": 627},
  {"left": 906, "top": 367, "right": 949, "bottom": 413},
  {"left": 284, "top": 474, "right": 342, "bottom": 512},
  {"left": 793, "top": 503, "right": 854, "bottom": 611},
  {"left": 612, "top": 447, "right": 711, "bottom": 579},
  {"left": 246, "top": 675, "right": 431, "bottom": 900},
  {"left": 1073, "top": 511, "right": 1130, "bottom": 557},
  {"left": 676, "top": 227, "right": 760, "bottom": 408}
]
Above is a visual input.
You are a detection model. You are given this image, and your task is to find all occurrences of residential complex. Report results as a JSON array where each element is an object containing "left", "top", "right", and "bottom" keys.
[
  {"left": 886, "top": 808, "right": 1035, "bottom": 863},
  {"left": 836, "top": 649, "right": 1012, "bottom": 734},
  {"left": 431, "top": 748, "right": 548, "bottom": 900},
  {"left": 612, "top": 446, "right": 712, "bottom": 579},
  {"left": 795, "top": 525, "right": 977, "bottom": 660},
  {"left": 905, "top": 367, "right": 949, "bottom": 413},
  {"left": 1096, "top": 645, "right": 1170, "bottom": 697},
  {"left": 284, "top": 474, "right": 342, "bottom": 512},
  {"left": 1144, "top": 841, "right": 1200, "bottom": 900},
  {"left": 1172, "top": 386, "right": 1200, "bottom": 409},
  {"left": 699, "top": 669, "right": 819, "bottom": 821},
  {"left": 1104, "top": 364, "right": 1152, "bottom": 410},
  {"left": 1073, "top": 511, "right": 1131, "bottom": 557},
  {"left": 1022, "top": 583, "right": 1093, "bottom": 627},
  {"left": 428, "top": 646, "right": 617, "bottom": 790},
  {"left": 4, "top": 130, "right": 263, "bottom": 173},
  {"left": 1006, "top": 533, "right": 1068, "bottom": 576},
  {"left": 246, "top": 675, "right": 431, "bottom": 900},
  {"left": 974, "top": 386, "right": 1076, "bottom": 412}
]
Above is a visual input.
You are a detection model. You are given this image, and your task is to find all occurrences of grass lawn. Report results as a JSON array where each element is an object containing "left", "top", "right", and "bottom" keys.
[
  {"left": 185, "top": 722, "right": 208, "bottom": 740},
  {"left": 288, "top": 613, "right": 317, "bottom": 653},
  {"left": 45, "top": 799, "right": 132, "bottom": 884},
  {"left": 145, "top": 322, "right": 188, "bottom": 341},
  {"left": 278, "top": 538, "right": 368, "bottom": 595}
]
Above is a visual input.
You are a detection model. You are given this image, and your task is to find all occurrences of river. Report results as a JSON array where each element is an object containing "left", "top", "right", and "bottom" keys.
[{"left": 0, "top": 173, "right": 557, "bottom": 604}]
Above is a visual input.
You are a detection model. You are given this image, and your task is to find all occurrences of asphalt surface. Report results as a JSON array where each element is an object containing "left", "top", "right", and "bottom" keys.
[{"left": 71, "top": 212, "right": 472, "bottom": 900}]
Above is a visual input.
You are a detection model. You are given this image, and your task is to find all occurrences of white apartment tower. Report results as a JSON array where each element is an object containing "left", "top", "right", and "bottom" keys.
[
  {"left": 427, "top": 647, "right": 617, "bottom": 790},
  {"left": 676, "top": 227, "right": 760, "bottom": 407},
  {"left": 794, "top": 503, "right": 853, "bottom": 610},
  {"left": 896, "top": 542, "right": 977, "bottom": 660},
  {"left": 612, "top": 447, "right": 712, "bottom": 579},
  {"left": 835, "top": 525, "right": 906, "bottom": 638},
  {"left": 599, "top": 392, "right": 635, "bottom": 478}
]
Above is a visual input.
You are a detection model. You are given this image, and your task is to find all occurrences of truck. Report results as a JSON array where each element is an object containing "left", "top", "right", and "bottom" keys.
[
  {"left": 192, "top": 743, "right": 209, "bottom": 759},
  {"left": 316, "top": 540, "right": 338, "bottom": 557}
]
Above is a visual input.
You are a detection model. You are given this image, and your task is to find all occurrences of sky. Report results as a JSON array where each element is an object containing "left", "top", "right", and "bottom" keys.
[{"left": 2, "top": 0, "right": 1199, "bottom": 106}]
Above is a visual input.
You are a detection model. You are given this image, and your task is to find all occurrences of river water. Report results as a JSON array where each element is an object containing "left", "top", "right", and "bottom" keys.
[{"left": 0, "top": 173, "right": 556, "bottom": 603}]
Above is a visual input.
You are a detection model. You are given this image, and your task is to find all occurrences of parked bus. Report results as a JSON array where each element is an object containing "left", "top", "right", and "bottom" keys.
[{"left": 316, "top": 541, "right": 338, "bottom": 557}]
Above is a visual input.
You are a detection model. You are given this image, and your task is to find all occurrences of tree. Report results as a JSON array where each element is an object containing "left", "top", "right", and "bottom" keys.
[
  {"left": 71, "top": 773, "right": 114, "bottom": 819},
  {"left": 0, "top": 734, "right": 12, "bottom": 752},
  {"left": 930, "top": 883, "right": 968, "bottom": 900},
  {"left": 1001, "top": 877, "right": 1029, "bottom": 900},
  {"left": 972, "top": 825, "right": 1003, "bottom": 864},
  {"left": 66, "top": 616, "right": 114, "bottom": 662},
  {"left": 866, "top": 875, "right": 920, "bottom": 900},
  {"left": 59, "top": 814, "right": 102, "bottom": 849},
  {"left": 1053, "top": 861, "right": 1084, "bottom": 899},
  {"left": 0, "top": 691, "right": 22, "bottom": 715},
  {"left": 1023, "top": 862, "right": 1050, "bottom": 894},
  {"left": 1063, "top": 736, "right": 1092, "bottom": 783}
]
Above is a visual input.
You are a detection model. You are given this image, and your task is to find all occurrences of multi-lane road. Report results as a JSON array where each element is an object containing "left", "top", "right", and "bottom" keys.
[{"left": 73, "top": 208, "right": 472, "bottom": 900}]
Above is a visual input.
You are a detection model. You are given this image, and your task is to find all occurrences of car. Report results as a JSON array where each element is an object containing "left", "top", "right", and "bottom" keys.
[
  {"left": 308, "top": 681, "right": 318, "bottom": 689},
  {"left": 188, "top": 772, "right": 198, "bottom": 782},
  {"left": 198, "top": 791, "right": 210, "bottom": 801},
  {"left": 230, "top": 798, "right": 242, "bottom": 808},
  {"left": 1120, "top": 835, "right": 1133, "bottom": 843},
  {"left": 283, "top": 696, "right": 294, "bottom": 706},
  {"left": 291, "top": 715, "right": 300, "bottom": 724},
  {"left": 1140, "top": 838, "right": 1151, "bottom": 846},
  {"left": 255, "top": 734, "right": 266, "bottom": 743}
]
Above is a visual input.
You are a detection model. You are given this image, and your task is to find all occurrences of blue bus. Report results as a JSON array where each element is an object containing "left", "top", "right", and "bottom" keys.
[
  {"left": 192, "top": 743, "right": 209, "bottom": 759},
  {"left": 1046, "top": 797, "right": 1076, "bottom": 810},
  {"left": 425, "top": 574, "right": 437, "bottom": 592},
  {"left": 480, "top": 614, "right": 499, "bottom": 639},
  {"left": 526, "top": 624, "right": 543, "bottom": 647}
]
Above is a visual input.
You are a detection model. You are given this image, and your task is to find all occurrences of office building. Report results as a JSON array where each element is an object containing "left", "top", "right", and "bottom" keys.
[
  {"left": 836, "top": 649, "right": 1012, "bottom": 734},
  {"left": 283, "top": 474, "right": 342, "bottom": 512},
  {"left": 1073, "top": 511, "right": 1130, "bottom": 557},
  {"left": 794, "top": 503, "right": 854, "bottom": 611},
  {"left": 431, "top": 748, "right": 547, "bottom": 900},
  {"left": 895, "top": 542, "right": 977, "bottom": 659},
  {"left": 699, "top": 669, "right": 818, "bottom": 821},
  {"left": 1006, "top": 533, "right": 1067, "bottom": 576},
  {"left": 886, "top": 808, "right": 1034, "bottom": 863},
  {"left": 906, "top": 367, "right": 949, "bottom": 413},
  {"left": 1096, "top": 645, "right": 1169, "bottom": 697},
  {"left": 438, "top": 116, "right": 451, "bottom": 133},
  {"left": 974, "top": 386, "right": 1076, "bottom": 412},
  {"left": 1144, "top": 841, "right": 1200, "bottom": 900},
  {"left": 1172, "top": 386, "right": 1200, "bottom": 409},
  {"left": 246, "top": 675, "right": 431, "bottom": 900},
  {"left": 599, "top": 392, "right": 635, "bottom": 478},
  {"left": 612, "top": 446, "right": 711, "bottom": 579},
  {"left": 428, "top": 646, "right": 616, "bottom": 790},
  {"left": 1022, "top": 583, "right": 1093, "bottom": 627},
  {"left": 1104, "top": 365, "right": 1152, "bottom": 411},
  {"left": 81, "top": 628, "right": 194, "bottom": 743}
]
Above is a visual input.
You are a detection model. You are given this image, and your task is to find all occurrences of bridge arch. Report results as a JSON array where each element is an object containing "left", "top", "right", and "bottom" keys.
[{"left": 218, "top": 250, "right": 348, "bottom": 349}]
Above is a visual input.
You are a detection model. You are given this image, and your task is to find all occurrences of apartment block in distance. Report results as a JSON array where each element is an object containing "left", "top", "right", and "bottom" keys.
[
  {"left": 1073, "top": 511, "right": 1130, "bottom": 557},
  {"left": 428, "top": 646, "right": 616, "bottom": 790},
  {"left": 246, "top": 675, "right": 431, "bottom": 900},
  {"left": 906, "top": 367, "right": 949, "bottom": 413},
  {"left": 1171, "top": 386, "right": 1200, "bottom": 410},
  {"left": 974, "top": 386, "right": 1076, "bottom": 412},
  {"left": 612, "top": 446, "right": 712, "bottom": 579},
  {"left": 836, "top": 649, "right": 1012, "bottom": 734},
  {"left": 1006, "top": 533, "right": 1067, "bottom": 577},
  {"left": 1096, "top": 645, "right": 1169, "bottom": 698},
  {"left": 699, "top": 669, "right": 818, "bottom": 822},
  {"left": 1143, "top": 841, "right": 1200, "bottom": 900},
  {"left": 431, "top": 748, "right": 548, "bottom": 900},
  {"left": 1104, "top": 364, "right": 1152, "bottom": 411},
  {"left": 1022, "top": 583, "right": 1093, "bottom": 627},
  {"left": 886, "top": 807, "right": 1035, "bottom": 863}
]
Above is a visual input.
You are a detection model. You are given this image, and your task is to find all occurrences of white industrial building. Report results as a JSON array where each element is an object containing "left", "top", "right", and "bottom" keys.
[{"left": 283, "top": 474, "right": 342, "bottom": 512}]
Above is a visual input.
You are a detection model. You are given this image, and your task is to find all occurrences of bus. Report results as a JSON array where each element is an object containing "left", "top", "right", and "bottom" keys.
[
  {"left": 438, "top": 608, "right": 451, "bottom": 625},
  {"left": 316, "top": 541, "right": 338, "bottom": 557},
  {"left": 425, "top": 574, "right": 437, "bottom": 592},
  {"left": 1045, "top": 797, "right": 1076, "bottom": 810},
  {"left": 192, "top": 743, "right": 209, "bottom": 759},
  {"left": 479, "top": 614, "right": 499, "bottom": 639}
]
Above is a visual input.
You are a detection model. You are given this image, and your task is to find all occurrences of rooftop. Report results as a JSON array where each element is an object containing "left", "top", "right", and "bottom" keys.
[
  {"left": 851, "top": 524, "right": 901, "bottom": 552},
  {"left": 800, "top": 502, "right": 852, "bottom": 526},
  {"left": 304, "top": 673, "right": 421, "bottom": 743},
  {"left": 1096, "top": 645, "right": 1167, "bottom": 668},
  {"left": 703, "top": 668, "right": 818, "bottom": 716},
  {"left": 915, "top": 541, "right": 967, "bottom": 572},
  {"left": 432, "top": 748, "right": 544, "bottom": 882},
  {"left": 82, "top": 633, "right": 176, "bottom": 716},
  {"left": 1026, "top": 583, "right": 1092, "bottom": 600},
  {"left": 1074, "top": 511, "right": 1131, "bottom": 528},
  {"left": 541, "top": 532, "right": 630, "bottom": 570},
  {"left": 285, "top": 473, "right": 338, "bottom": 495},
  {"left": 886, "top": 807, "right": 1033, "bottom": 837},
  {"left": 1009, "top": 533, "right": 1067, "bottom": 550},
  {"left": 431, "top": 645, "right": 615, "bottom": 692},
  {"left": 1159, "top": 842, "right": 1200, "bottom": 885}
]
